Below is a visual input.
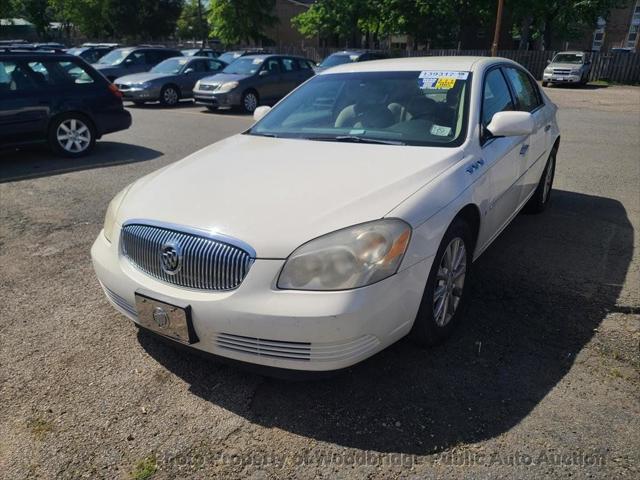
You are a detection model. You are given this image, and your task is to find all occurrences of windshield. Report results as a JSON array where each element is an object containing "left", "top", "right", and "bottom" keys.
[
  {"left": 319, "top": 54, "right": 358, "bottom": 68},
  {"left": 552, "top": 53, "right": 584, "bottom": 64},
  {"left": 97, "top": 49, "right": 131, "bottom": 65},
  {"left": 222, "top": 57, "right": 263, "bottom": 75},
  {"left": 181, "top": 49, "right": 198, "bottom": 56},
  {"left": 219, "top": 52, "right": 242, "bottom": 64},
  {"left": 66, "top": 48, "right": 84, "bottom": 56},
  {"left": 249, "top": 70, "right": 470, "bottom": 147},
  {"left": 151, "top": 57, "right": 188, "bottom": 74}
]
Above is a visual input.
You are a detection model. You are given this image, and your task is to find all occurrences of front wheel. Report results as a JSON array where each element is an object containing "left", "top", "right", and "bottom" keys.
[
  {"left": 241, "top": 90, "right": 259, "bottom": 113},
  {"left": 524, "top": 149, "right": 556, "bottom": 214},
  {"left": 410, "top": 218, "right": 473, "bottom": 346},
  {"left": 160, "top": 85, "right": 180, "bottom": 106},
  {"left": 542, "top": 80, "right": 549, "bottom": 87},
  {"left": 48, "top": 114, "right": 96, "bottom": 157}
]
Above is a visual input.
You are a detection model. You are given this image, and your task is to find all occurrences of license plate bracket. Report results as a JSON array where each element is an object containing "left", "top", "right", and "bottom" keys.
[{"left": 134, "top": 290, "right": 199, "bottom": 344}]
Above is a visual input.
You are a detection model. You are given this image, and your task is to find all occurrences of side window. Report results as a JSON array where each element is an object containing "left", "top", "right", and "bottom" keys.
[
  {"left": 504, "top": 67, "right": 542, "bottom": 112},
  {"left": 191, "top": 60, "right": 207, "bottom": 73},
  {"left": 281, "top": 57, "right": 298, "bottom": 72},
  {"left": 0, "top": 61, "right": 40, "bottom": 91},
  {"left": 207, "top": 60, "right": 224, "bottom": 72},
  {"left": 297, "top": 59, "right": 312, "bottom": 70},
  {"left": 128, "top": 51, "right": 146, "bottom": 65},
  {"left": 263, "top": 58, "right": 281, "bottom": 74},
  {"left": 27, "top": 61, "right": 94, "bottom": 86},
  {"left": 482, "top": 68, "right": 514, "bottom": 128}
]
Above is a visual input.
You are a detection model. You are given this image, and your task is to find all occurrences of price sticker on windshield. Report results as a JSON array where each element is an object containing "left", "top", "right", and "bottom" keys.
[{"left": 418, "top": 70, "right": 469, "bottom": 90}]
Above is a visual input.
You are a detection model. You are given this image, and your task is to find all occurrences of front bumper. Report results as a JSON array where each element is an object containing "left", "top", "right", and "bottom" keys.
[
  {"left": 543, "top": 72, "right": 582, "bottom": 83},
  {"left": 193, "top": 89, "right": 241, "bottom": 108},
  {"left": 119, "top": 86, "right": 162, "bottom": 102},
  {"left": 91, "top": 229, "right": 430, "bottom": 372}
]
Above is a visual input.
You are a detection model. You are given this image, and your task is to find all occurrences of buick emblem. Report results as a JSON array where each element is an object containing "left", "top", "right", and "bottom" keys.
[
  {"left": 160, "top": 240, "right": 182, "bottom": 275},
  {"left": 152, "top": 306, "right": 170, "bottom": 328}
]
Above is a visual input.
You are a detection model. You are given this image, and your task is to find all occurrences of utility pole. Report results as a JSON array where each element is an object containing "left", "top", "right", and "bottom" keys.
[
  {"left": 491, "top": 0, "right": 505, "bottom": 56},
  {"left": 197, "top": 0, "right": 205, "bottom": 48}
]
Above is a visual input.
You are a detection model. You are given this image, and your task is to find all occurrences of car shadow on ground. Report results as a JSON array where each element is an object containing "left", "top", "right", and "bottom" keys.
[
  {"left": 138, "top": 189, "right": 633, "bottom": 455},
  {"left": 126, "top": 100, "right": 198, "bottom": 109},
  {"left": 0, "top": 142, "right": 163, "bottom": 183}
]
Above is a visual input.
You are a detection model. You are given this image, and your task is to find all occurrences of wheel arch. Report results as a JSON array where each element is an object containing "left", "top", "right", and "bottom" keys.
[
  {"left": 48, "top": 110, "right": 96, "bottom": 136},
  {"left": 453, "top": 203, "right": 481, "bottom": 253}
]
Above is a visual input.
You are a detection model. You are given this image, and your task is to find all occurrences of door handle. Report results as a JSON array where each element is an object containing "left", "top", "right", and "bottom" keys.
[
  {"left": 544, "top": 124, "right": 551, "bottom": 132},
  {"left": 520, "top": 144, "right": 529, "bottom": 156}
]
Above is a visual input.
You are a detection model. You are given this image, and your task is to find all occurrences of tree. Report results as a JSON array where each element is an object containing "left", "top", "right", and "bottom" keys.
[
  {"left": 11, "top": 0, "right": 53, "bottom": 37},
  {"left": 176, "top": 0, "right": 209, "bottom": 41},
  {"left": 208, "top": 0, "right": 278, "bottom": 45},
  {"left": 105, "top": 0, "right": 183, "bottom": 40}
]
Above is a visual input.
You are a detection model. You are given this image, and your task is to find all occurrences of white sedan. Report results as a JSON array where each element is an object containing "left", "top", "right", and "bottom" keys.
[{"left": 91, "top": 56, "right": 560, "bottom": 373}]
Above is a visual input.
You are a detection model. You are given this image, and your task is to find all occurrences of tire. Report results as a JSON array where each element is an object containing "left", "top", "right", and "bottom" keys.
[
  {"left": 542, "top": 81, "right": 548, "bottom": 87},
  {"left": 524, "top": 148, "right": 556, "bottom": 214},
  {"left": 409, "top": 217, "right": 473, "bottom": 347},
  {"left": 48, "top": 113, "right": 96, "bottom": 158},
  {"left": 206, "top": 106, "right": 218, "bottom": 112},
  {"left": 160, "top": 85, "right": 180, "bottom": 106},
  {"left": 241, "top": 90, "right": 259, "bottom": 113}
]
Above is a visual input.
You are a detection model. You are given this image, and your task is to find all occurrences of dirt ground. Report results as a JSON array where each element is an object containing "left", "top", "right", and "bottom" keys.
[{"left": 0, "top": 84, "right": 638, "bottom": 479}]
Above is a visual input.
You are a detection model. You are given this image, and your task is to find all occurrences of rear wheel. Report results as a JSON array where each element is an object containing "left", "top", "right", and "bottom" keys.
[
  {"left": 160, "top": 85, "right": 180, "bottom": 106},
  {"left": 410, "top": 218, "right": 473, "bottom": 346},
  {"left": 524, "top": 148, "right": 556, "bottom": 214},
  {"left": 542, "top": 80, "right": 549, "bottom": 87},
  {"left": 48, "top": 113, "right": 96, "bottom": 157},
  {"left": 241, "top": 90, "right": 259, "bottom": 113}
]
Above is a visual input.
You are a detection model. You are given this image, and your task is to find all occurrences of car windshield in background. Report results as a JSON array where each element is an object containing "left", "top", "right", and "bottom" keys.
[
  {"left": 222, "top": 57, "right": 263, "bottom": 75},
  {"left": 319, "top": 54, "right": 358, "bottom": 68},
  {"left": 66, "top": 48, "right": 84, "bottom": 56},
  {"left": 181, "top": 49, "right": 198, "bottom": 56},
  {"left": 218, "top": 52, "right": 241, "bottom": 64},
  {"left": 553, "top": 54, "right": 584, "bottom": 64},
  {"left": 97, "top": 49, "right": 131, "bottom": 65},
  {"left": 249, "top": 71, "right": 470, "bottom": 147},
  {"left": 151, "top": 57, "right": 188, "bottom": 74}
]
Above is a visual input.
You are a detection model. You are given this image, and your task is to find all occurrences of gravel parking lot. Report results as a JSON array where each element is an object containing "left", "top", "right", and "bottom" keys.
[{"left": 1, "top": 85, "right": 638, "bottom": 479}]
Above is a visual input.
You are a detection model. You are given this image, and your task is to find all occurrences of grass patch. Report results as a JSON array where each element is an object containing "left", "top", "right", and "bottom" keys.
[
  {"left": 27, "top": 418, "right": 53, "bottom": 440},
  {"left": 130, "top": 454, "right": 158, "bottom": 480}
]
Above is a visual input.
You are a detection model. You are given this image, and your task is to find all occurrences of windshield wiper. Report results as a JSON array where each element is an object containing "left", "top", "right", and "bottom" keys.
[
  {"left": 249, "top": 132, "right": 278, "bottom": 138},
  {"left": 306, "top": 135, "right": 405, "bottom": 146}
]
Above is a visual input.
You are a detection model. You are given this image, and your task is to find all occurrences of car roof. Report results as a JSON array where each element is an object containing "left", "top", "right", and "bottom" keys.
[
  {"left": 318, "top": 56, "right": 516, "bottom": 74},
  {"left": 0, "top": 50, "right": 77, "bottom": 60}
]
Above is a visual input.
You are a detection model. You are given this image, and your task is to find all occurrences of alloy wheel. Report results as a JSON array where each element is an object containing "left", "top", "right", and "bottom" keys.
[
  {"left": 542, "top": 155, "right": 555, "bottom": 203},
  {"left": 163, "top": 87, "right": 179, "bottom": 105},
  {"left": 56, "top": 118, "right": 91, "bottom": 154},
  {"left": 244, "top": 93, "right": 258, "bottom": 112},
  {"left": 433, "top": 237, "right": 467, "bottom": 327}
]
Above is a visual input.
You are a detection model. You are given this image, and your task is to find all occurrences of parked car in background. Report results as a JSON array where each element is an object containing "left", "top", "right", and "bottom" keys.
[
  {"left": 92, "top": 46, "right": 181, "bottom": 82},
  {"left": 217, "top": 49, "right": 267, "bottom": 65},
  {"left": 115, "top": 56, "right": 227, "bottom": 106},
  {"left": 542, "top": 51, "right": 591, "bottom": 86},
  {"left": 92, "top": 56, "right": 560, "bottom": 373},
  {"left": 193, "top": 54, "right": 315, "bottom": 112},
  {"left": 316, "top": 50, "right": 388, "bottom": 71},
  {"left": 0, "top": 49, "right": 131, "bottom": 157},
  {"left": 67, "top": 45, "right": 115, "bottom": 64},
  {"left": 181, "top": 48, "right": 221, "bottom": 59}
]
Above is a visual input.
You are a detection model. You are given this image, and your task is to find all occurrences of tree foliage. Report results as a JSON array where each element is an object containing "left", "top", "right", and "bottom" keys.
[
  {"left": 176, "top": 0, "right": 210, "bottom": 40},
  {"left": 208, "top": 0, "right": 278, "bottom": 45}
]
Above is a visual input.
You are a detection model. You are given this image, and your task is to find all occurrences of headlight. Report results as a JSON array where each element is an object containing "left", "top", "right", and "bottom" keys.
[
  {"left": 103, "top": 184, "right": 132, "bottom": 242},
  {"left": 277, "top": 219, "right": 411, "bottom": 291},
  {"left": 544, "top": 67, "right": 552, "bottom": 73},
  {"left": 194, "top": 80, "right": 201, "bottom": 90},
  {"left": 216, "top": 81, "right": 239, "bottom": 93}
]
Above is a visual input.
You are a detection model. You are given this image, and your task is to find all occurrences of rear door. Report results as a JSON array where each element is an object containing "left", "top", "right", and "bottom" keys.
[
  {"left": 0, "top": 59, "right": 50, "bottom": 145},
  {"left": 502, "top": 66, "right": 548, "bottom": 203}
]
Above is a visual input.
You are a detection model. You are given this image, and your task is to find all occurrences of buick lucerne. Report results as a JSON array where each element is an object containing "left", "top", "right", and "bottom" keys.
[{"left": 91, "top": 57, "right": 560, "bottom": 373}]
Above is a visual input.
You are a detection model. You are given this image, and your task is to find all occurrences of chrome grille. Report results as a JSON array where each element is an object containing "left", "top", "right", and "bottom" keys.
[
  {"left": 198, "top": 83, "right": 218, "bottom": 91},
  {"left": 121, "top": 223, "right": 254, "bottom": 291}
]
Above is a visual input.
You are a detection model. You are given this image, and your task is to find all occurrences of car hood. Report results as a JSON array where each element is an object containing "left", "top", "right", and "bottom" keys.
[
  {"left": 115, "top": 72, "right": 175, "bottom": 84},
  {"left": 117, "top": 135, "right": 461, "bottom": 258},
  {"left": 200, "top": 72, "right": 250, "bottom": 84}
]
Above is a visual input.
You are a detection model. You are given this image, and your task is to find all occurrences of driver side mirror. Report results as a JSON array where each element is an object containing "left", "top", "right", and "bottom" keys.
[
  {"left": 184, "top": 68, "right": 195, "bottom": 74},
  {"left": 124, "top": 58, "right": 134, "bottom": 66},
  {"left": 486, "top": 111, "right": 535, "bottom": 137},
  {"left": 253, "top": 105, "right": 271, "bottom": 122},
  {"left": 259, "top": 69, "right": 270, "bottom": 77}
]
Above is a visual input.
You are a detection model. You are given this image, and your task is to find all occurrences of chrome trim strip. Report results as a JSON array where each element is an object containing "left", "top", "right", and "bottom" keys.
[{"left": 120, "top": 220, "right": 255, "bottom": 291}]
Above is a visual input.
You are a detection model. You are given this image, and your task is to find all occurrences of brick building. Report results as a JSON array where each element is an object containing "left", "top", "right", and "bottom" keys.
[{"left": 263, "top": 0, "right": 318, "bottom": 47}]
